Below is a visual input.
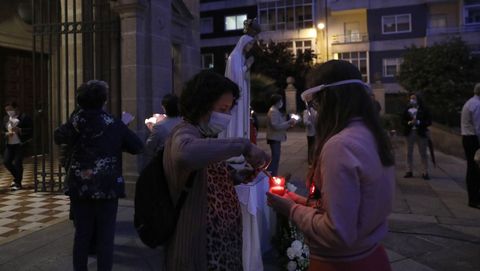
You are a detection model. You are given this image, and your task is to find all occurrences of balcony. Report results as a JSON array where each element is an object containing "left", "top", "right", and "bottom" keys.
[{"left": 331, "top": 33, "right": 369, "bottom": 44}]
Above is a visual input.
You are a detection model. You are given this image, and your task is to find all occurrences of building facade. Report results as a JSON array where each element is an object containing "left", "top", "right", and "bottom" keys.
[{"left": 200, "top": 0, "right": 480, "bottom": 96}]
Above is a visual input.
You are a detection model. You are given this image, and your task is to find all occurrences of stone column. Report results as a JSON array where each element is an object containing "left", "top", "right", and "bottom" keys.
[
  {"left": 372, "top": 80, "right": 385, "bottom": 115},
  {"left": 285, "top": 76, "right": 297, "bottom": 114},
  {"left": 112, "top": 0, "right": 147, "bottom": 196}
]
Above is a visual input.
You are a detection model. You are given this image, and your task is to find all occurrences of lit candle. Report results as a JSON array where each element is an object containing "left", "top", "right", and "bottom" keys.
[
  {"left": 269, "top": 176, "right": 286, "bottom": 196},
  {"left": 290, "top": 114, "right": 300, "bottom": 121}
]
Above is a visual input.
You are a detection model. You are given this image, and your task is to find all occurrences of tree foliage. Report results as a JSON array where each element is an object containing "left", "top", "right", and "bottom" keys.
[
  {"left": 250, "top": 40, "right": 317, "bottom": 112},
  {"left": 397, "top": 37, "right": 480, "bottom": 126}
]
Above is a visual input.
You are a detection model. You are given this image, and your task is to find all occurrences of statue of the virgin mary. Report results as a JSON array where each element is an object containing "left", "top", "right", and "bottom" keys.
[{"left": 224, "top": 19, "right": 261, "bottom": 139}]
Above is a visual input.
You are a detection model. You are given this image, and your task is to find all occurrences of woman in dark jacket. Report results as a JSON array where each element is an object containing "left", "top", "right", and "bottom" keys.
[
  {"left": 54, "top": 80, "right": 143, "bottom": 271},
  {"left": 402, "top": 93, "right": 432, "bottom": 180}
]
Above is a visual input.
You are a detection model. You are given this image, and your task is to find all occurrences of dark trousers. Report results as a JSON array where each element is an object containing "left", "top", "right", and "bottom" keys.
[
  {"left": 267, "top": 140, "right": 281, "bottom": 176},
  {"left": 307, "top": 136, "right": 315, "bottom": 166},
  {"left": 462, "top": 135, "right": 480, "bottom": 204},
  {"left": 3, "top": 144, "right": 24, "bottom": 185},
  {"left": 71, "top": 199, "right": 118, "bottom": 271}
]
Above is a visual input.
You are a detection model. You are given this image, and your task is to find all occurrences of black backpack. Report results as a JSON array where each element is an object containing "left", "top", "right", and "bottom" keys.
[{"left": 134, "top": 148, "right": 196, "bottom": 248}]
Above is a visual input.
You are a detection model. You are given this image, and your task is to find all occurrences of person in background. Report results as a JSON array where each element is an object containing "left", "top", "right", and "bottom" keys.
[
  {"left": 371, "top": 93, "right": 382, "bottom": 114},
  {"left": 402, "top": 93, "right": 432, "bottom": 180},
  {"left": 163, "top": 70, "right": 270, "bottom": 270},
  {"left": 266, "top": 94, "right": 296, "bottom": 176},
  {"left": 303, "top": 106, "right": 317, "bottom": 167},
  {"left": 144, "top": 94, "right": 182, "bottom": 164},
  {"left": 460, "top": 83, "right": 480, "bottom": 209},
  {"left": 54, "top": 80, "right": 143, "bottom": 271},
  {"left": 3, "top": 101, "right": 33, "bottom": 191},
  {"left": 267, "top": 60, "right": 395, "bottom": 271}
]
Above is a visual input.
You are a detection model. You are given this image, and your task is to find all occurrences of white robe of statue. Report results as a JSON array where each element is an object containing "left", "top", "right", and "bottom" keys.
[{"left": 225, "top": 34, "right": 255, "bottom": 139}]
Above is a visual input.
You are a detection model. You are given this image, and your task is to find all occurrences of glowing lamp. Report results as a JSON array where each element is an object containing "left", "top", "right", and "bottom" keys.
[{"left": 269, "top": 176, "right": 286, "bottom": 196}]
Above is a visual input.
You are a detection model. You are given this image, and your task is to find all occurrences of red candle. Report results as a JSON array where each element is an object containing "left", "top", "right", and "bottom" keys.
[
  {"left": 269, "top": 176, "right": 286, "bottom": 196},
  {"left": 270, "top": 186, "right": 285, "bottom": 196}
]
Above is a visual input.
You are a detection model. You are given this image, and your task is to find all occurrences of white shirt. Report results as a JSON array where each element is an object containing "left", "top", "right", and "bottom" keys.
[
  {"left": 461, "top": 96, "right": 480, "bottom": 139},
  {"left": 6, "top": 116, "right": 21, "bottom": 145}
]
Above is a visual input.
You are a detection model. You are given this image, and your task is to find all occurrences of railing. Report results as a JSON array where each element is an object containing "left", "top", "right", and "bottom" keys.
[
  {"left": 331, "top": 33, "right": 369, "bottom": 44},
  {"left": 426, "top": 24, "right": 480, "bottom": 35}
]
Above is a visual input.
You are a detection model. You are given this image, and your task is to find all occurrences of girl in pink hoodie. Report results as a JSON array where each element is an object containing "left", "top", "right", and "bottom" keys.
[{"left": 267, "top": 60, "right": 395, "bottom": 271}]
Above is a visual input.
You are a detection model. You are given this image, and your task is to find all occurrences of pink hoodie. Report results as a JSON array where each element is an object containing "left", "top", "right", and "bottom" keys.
[{"left": 290, "top": 119, "right": 395, "bottom": 261}]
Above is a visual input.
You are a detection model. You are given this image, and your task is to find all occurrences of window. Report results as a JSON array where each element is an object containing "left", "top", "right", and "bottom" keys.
[
  {"left": 465, "top": 2, "right": 480, "bottom": 25},
  {"left": 258, "top": 0, "right": 314, "bottom": 31},
  {"left": 383, "top": 58, "right": 403, "bottom": 77},
  {"left": 282, "top": 39, "right": 313, "bottom": 57},
  {"left": 382, "top": 14, "right": 411, "bottom": 34},
  {"left": 430, "top": 14, "right": 447, "bottom": 28},
  {"left": 338, "top": 51, "right": 369, "bottom": 82},
  {"left": 201, "top": 54, "right": 214, "bottom": 69},
  {"left": 225, "top": 14, "right": 247, "bottom": 31},
  {"left": 200, "top": 17, "right": 213, "bottom": 34},
  {"left": 345, "top": 22, "right": 361, "bottom": 42}
]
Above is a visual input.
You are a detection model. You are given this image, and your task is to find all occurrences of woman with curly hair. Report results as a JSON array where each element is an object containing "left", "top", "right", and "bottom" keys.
[{"left": 163, "top": 70, "right": 270, "bottom": 271}]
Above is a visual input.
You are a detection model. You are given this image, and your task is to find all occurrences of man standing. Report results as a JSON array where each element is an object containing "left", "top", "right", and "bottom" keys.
[
  {"left": 461, "top": 83, "right": 480, "bottom": 209},
  {"left": 402, "top": 93, "right": 432, "bottom": 180},
  {"left": 3, "top": 101, "right": 33, "bottom": 190}
]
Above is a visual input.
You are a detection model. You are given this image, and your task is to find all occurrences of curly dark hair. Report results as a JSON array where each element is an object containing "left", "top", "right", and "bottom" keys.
[{"left": 180, "top": 70, "right": 240, "bottom": 124}]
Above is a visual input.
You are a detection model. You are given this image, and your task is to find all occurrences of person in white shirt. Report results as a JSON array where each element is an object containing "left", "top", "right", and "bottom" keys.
[
  {"left": 3, "top": 101, "right": 33, "bottom": 190},
  {"left": 460, "top": 83, "right": 480, "bottom": 209}
]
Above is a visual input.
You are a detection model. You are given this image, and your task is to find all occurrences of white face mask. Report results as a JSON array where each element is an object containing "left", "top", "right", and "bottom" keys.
[
  {"left": 6, "top": 111, "right": 16, "bottom": 117},
  {"left": 208, "top": 111, "right": 231, "bottom": 134}
]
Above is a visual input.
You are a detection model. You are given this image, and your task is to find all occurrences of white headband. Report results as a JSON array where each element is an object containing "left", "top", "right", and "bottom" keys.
[{"left": 301, "top": 79, "right": 371, "bottom": 102}]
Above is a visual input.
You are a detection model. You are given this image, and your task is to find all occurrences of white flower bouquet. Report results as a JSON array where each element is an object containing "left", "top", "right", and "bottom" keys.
[{"left": 285, "top": 222, "right": 309, "bottom": 271}]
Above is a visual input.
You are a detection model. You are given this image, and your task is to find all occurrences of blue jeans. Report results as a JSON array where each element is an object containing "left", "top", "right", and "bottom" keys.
[
  {"left": 267, "top": 140, "right": 281, "bottom": 176},
  {"left": 71, "top": 199, "right": 118, "bottom": 271}
]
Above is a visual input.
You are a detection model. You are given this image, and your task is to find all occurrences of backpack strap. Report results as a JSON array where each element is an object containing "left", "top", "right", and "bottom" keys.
[{"left": 175, "top": 171, "right": 197, "bottom": 212}]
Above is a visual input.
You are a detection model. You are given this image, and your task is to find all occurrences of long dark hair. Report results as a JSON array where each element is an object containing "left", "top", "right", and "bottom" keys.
[
  {"left": 306, "top": 60, "right": 394, "bottom": 167},
  {"left": 180, "top": 70, "right": 240, "bottom": 124}
]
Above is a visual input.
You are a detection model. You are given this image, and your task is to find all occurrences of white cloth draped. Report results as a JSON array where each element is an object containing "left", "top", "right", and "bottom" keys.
[{"left": 224, "top": 35, "right": 254, "bottom": 139}]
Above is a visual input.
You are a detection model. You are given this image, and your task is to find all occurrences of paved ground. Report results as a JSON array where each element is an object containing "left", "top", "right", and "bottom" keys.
[{"left": 0, "top": 131, "right": 478, "bottom": 270}]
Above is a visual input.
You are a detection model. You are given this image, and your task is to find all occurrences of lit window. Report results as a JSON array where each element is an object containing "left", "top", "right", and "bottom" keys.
[
  {"left": 201, "top": 54, "right": 214, "bottom": 69},
  {"left": 338, "top": 51, "right": 369, "bottom": 82},
  {"left": 382, "top": 14, "right": 411, "bottom": 34},
  {"left": 225, "top": 14, "right": 247, "bottom": 31},
  {"left": 285, "top": 39, "right": 313, "bottom": 56},
  {"left": 258, "top": 0, "right": 314, "bottom": 31},
  {"left": 383, "top": 58, "right": 403, "bottom": 77},
  {"left": 200, "top": 17, "right": 213, "bottom": 34}
]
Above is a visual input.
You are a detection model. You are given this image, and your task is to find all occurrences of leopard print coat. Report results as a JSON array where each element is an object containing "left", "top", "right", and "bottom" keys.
[{"left": 206, "top": 161, "right": 243, "bottom": 271}]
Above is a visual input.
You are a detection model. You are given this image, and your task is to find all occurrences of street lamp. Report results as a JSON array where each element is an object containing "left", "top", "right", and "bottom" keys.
[{"left": 317, "top": 22, "right": 325, "bottom": 30}]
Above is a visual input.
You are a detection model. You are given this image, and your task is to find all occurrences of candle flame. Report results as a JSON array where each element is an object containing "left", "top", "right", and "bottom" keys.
[{"left": 273, "top": 177, "right": 282, "bottom": 185}]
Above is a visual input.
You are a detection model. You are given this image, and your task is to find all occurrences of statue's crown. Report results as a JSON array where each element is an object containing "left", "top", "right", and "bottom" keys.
[{"left": 243, "top": 18, "right": 261, "bottom": 37}]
